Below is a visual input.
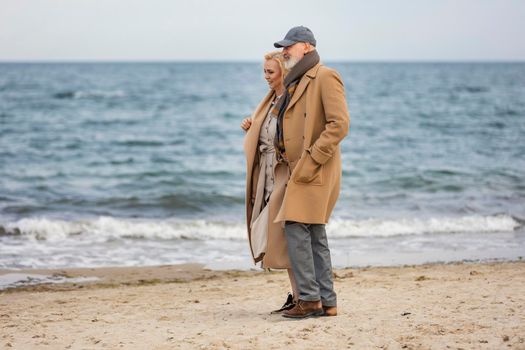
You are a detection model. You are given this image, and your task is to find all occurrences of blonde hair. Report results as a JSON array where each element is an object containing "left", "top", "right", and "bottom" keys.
[{"left": 264, "top": 51, "right": 289, "bottom": 80}]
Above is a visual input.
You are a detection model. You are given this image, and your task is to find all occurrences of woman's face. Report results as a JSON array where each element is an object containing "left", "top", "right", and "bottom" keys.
[{"left": 263, "top": 59, "right": 283, "bottom": 92}]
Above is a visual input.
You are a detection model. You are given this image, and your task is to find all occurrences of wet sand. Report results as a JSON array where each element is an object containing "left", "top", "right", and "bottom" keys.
[{"left": 1, "top": 261, "right": 524, "bottom": 349}]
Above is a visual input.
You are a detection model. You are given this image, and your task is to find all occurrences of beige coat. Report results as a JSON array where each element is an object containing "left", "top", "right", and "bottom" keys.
[
  {"left": 274, "top": 62, "right": 350, "bottom": 224},
  {"left": 243, "top": 91, "right": 291, "bottom": 269}
]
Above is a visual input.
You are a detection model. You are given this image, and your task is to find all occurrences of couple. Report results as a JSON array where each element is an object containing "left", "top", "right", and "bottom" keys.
[{"left": 241, "top": 26, "right": 350, "bottom": 319}]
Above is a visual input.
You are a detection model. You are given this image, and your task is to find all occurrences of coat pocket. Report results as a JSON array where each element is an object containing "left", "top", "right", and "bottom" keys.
[{"left": 292, "top": 150, "right": 323, "bottom": 186}]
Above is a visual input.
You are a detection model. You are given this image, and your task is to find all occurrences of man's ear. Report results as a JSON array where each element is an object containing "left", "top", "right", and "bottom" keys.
[{"left": 304, "top": 43, "right": 314, "bottom": 54}]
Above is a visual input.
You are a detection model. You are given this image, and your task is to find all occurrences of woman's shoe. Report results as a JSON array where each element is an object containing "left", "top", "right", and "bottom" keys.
[{"left": 270, "top": 293, "right": 296, "bottom": 314}]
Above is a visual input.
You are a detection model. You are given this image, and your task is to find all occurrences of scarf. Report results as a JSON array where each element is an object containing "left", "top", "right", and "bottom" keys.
[{"left": 272, "top": 50, "right": 320, "bottom": 161}]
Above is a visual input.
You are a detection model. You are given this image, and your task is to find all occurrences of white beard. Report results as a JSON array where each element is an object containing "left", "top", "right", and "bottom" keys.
[{"left": 284, "top": 56, "right": 300, "bottom": 70}]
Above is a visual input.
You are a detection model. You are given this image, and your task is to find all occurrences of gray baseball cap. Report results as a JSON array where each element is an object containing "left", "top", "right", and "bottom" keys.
[{"left": 274, "top": 26, "right": 316, "bottom": 48}]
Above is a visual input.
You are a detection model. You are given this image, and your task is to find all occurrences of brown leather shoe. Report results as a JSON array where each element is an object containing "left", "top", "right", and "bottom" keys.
[
  {"left": 322, "top": 305, "right": 337, "bottom": 316},
  {"left": 282, "top": 300, "right": 323, "bottom": 319}
]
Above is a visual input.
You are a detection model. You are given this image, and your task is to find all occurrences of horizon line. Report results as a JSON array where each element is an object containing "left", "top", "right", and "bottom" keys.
[{"left": 0, "top": 59, "right": 524, "bottom": 64}]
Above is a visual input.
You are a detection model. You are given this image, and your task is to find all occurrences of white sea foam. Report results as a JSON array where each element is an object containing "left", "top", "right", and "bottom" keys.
[
  {"left": 327, "top": 215, "right": 521, "bottom": 238},
  {"left": 2, "top": 216, "right": 246, "bottom": 241},
  {"left": 1, "top": 214, "right": 521, "bottom": 242}
]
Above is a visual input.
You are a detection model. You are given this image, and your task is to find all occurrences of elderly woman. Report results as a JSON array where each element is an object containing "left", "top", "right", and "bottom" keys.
[{"left": 241, "top": 51, "right": 298, "bottom": 313}]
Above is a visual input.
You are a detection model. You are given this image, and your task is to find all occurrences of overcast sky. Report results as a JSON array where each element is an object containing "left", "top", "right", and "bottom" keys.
[{"left": 1, "top": 0, "right": 524, "bottom": 61}]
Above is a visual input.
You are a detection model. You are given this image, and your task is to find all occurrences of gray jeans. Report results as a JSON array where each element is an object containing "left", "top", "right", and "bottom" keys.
[{"left": 284, "top": 221, "right": 337, "bottom": 307}]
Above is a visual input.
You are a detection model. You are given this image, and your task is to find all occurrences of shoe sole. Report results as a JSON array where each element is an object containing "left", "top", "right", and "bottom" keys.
[
  {"left": 282, "top": 309, "right": 324, "bottom": 319},
  {"left": 322, "top": 312, "right": 337, "bottom": 316}
]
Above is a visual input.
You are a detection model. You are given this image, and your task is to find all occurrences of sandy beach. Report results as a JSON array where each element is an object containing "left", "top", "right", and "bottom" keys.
[{"left": 0, "top": 261, "right": 524, "bottom": 349}]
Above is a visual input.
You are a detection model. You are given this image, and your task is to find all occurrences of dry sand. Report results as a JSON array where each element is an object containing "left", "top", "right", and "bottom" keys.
[{"left": 1, "top": 261, "right": 524, "bottom": 349}]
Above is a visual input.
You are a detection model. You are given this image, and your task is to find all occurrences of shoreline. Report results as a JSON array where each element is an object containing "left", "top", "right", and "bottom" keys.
[
  {"left": 1, "top": 260, "right": 524, "bottom": 349},
  {"left": 0, "top": 257, "right": 523, "bottom": 293},
  {"left": 0, "top": 263, "right": 235, "bottom": 293},
  {"left": 2, "top": 215, "right": 522, "bottom": 271}
]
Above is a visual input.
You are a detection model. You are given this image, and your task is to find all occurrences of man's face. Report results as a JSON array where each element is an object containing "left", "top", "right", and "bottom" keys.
[{"left": 282, "top": 42, "right": 307, "bottom": 70}]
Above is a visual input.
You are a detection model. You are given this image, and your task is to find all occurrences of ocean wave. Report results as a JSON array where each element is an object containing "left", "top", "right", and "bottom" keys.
[
  {"left": 53, "top": 90, "right": 125, "bottom": 99},
  {"left": 0, "top": 217, "right": 245, "bottom": 241},
  {"left": 327, "top": 215, "right": 522, "bottom": 238},
  {"left": 112, "top": 140, "right": 165, "bottom": 147},
  {"left": 0, "top": 214, "right": 521, "bottom": 242},
  {"left": 454, "top": 85, "right": 489, "bottom": 93}
]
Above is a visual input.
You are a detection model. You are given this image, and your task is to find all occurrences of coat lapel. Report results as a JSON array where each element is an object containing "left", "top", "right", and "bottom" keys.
[
  {"left": 285, "top": 63, "right": 322, "bottom": 112},
  {"left": 285, "top": 76, "right": 310, "bottom": 112}
]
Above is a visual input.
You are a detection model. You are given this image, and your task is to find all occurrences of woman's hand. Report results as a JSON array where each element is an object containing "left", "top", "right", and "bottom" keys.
[{"left": 240, "top": 117, "right": 252, "bottom": 131}]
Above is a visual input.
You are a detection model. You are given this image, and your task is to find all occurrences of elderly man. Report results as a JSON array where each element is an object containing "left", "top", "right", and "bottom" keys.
[{"left": 272, "top": 26, "right": 350, "bottom": 318}]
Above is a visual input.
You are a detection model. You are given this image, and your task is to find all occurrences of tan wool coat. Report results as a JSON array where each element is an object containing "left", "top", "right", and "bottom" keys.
[
  {"left": 243, "top": 91, "right": 291, "bottom": 269},
  {"left": 274, "top": 62, "right": 350, "bottom": 224}
]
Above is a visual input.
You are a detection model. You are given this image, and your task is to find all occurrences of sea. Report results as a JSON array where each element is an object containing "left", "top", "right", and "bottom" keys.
[{"left": 1, "top": 61, "right": 524, "bottom": 271}]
